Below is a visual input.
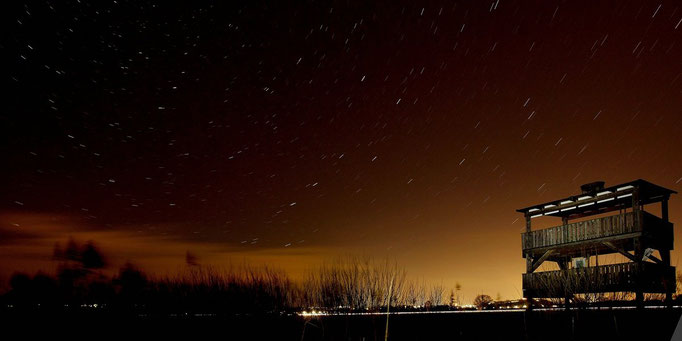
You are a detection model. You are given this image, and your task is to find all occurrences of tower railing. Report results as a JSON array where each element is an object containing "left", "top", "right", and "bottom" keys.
[
  {"left": 522, "top": 262, "right": 675, "bottom": 297},
  {"left": 522, "top": 211, "right": 640, "bottom": 251}
]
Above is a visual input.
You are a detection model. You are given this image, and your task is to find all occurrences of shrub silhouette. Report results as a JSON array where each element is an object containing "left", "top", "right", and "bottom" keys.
[
  {"left": 1, "top": 241, "right": 458, "bottom": 315},
  {"left": 7, "top": 272, "right": 60, "bottom": 309},
  {"left": 114, "top": 263, "right": 147, "bottom": 307}
]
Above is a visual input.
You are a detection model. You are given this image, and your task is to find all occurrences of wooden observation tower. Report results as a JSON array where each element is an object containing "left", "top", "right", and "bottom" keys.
[{"left": 517, "top": 179, "right": 676, "bottom": 308}]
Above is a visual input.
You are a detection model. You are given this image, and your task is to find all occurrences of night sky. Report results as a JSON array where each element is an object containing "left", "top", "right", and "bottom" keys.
[{"left": 3, "top": 0, "right": 682, "bottom": 302}]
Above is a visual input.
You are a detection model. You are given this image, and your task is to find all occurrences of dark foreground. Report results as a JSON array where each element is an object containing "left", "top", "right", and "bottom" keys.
[{"left": 3, "top": 308, "right": 680, "bottom": 340}]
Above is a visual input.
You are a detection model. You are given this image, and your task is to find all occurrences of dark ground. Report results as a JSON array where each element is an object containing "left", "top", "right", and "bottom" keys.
[{"left": 2, "top": 309, "right": 680, "bottom": 340}]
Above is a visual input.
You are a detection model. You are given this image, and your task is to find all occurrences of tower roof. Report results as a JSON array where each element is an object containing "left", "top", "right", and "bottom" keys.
[{"left": 516, "top": 179, "right": 676, "bottom": 219}]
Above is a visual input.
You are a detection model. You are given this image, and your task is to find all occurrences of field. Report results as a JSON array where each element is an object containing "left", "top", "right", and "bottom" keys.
[
  {"left": 3, "top": 308, "right": 680, "bottom": 340},
  {"left": 3, "top": 249, "right": 680, "bottom": 340}
]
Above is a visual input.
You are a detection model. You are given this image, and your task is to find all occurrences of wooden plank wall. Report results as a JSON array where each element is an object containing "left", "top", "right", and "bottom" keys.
[
  {"left": 522, "top": 262, "right": 675, "bottom": 297},
  {"left": 522, "top": 212, "right": 638, "bottom": 250}
]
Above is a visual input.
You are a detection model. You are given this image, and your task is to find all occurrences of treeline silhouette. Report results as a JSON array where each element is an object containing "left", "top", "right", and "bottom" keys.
[{"left": 1, "top": 239, "right": 449, "bottom": 315}]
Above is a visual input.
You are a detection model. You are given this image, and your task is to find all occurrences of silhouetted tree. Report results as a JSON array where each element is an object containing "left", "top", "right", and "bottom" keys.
[
  {"left": 185, "top": 251, "right": 199, "bottom": 267},
  {"left": 10, "top": 273, "right": 30, "bottom": 290},
  {"left": 455, "top": 282, "right": 462, "bottom": 306},
  {"left": 52, "top": 242, "right": 63, "bottom": 260},
  {"left": 81, "top": 241, "right": 106, "bottom": 269},
  {"left": 115, "top": 263, "right": 147, "bottom": 306},
  {"left": 52, "top": 238, "right": 107, "bottom": 271},
  {"left": 7, "top": 272, "right": 59, "bottom": 308},
  {"left": 31, "top": 272, "right": 59, "bottom": 307},
  {"left": 87, "top": 278, "right": 115, "bottom": 306},
  {"left": 474, "top": 294, "right": 493, "bottom": 310},
  {"left": 64, "top": 237, "right": 80, "bottom": 262},
  {"left": 9, "top": 272, "right": 31, "bottom": 304}
]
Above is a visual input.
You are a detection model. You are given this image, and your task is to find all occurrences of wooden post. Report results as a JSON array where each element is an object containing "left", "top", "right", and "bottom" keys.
[
  {"left": 662, "top": 196, "right": 669, "bottom": 222},
  {"left": 525, "top": 215, "right": 534, "bottom": 311},
  {"left": 632, "top": 187, "right": 644, "bottom": 310},
  {"left": 661, "top": 197, "right": 671, "bottom": 267},
  {"left": 661, "top": 196, "right": 673, "bottom": 306},
  {"left": 558, "top": 259, "right": 571, "bottom": 310}
]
